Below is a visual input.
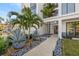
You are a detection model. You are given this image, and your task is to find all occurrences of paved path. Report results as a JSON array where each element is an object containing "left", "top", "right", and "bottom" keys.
[{"left": 23, "top": 35, "right": 58, "bottom": 56}]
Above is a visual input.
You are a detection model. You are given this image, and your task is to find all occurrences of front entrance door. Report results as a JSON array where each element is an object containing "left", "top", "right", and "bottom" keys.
[{"left": 54, "top": 25, "right": 58, "bottom": 34}]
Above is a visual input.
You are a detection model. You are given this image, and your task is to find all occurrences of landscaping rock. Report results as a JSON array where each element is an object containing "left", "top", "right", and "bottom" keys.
[
  {"left": 11, "top": 38, "right": 46, "bottom": 56},
  {"left": 53, "top": 39, "right": 62, "bottom": 56}
]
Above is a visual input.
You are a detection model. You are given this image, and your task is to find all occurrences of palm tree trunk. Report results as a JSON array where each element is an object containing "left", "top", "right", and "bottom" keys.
[
  {"left": 28, "top": 27, "right": 30, "bottom": 39},
  {"left": 28, "top": 27, "right": 32, "bottom": 47}
]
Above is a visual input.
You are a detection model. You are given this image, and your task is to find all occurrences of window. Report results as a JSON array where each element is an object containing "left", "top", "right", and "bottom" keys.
[
  {"left": 75, "top": 22, "right": 79, "bottom": 37},
  {"left": 66, "top": 22, "right": 75, "bottom": 37},
  {"left": 30, "top": 3, "right": 36, "bottom": 14},
  {"left": 67, "top": 3, "right": 75, "bottom": 13},
  {"left": 66, "top": 21, "right": 79, "bottom": 37},
  {"left": 62, "top": 4, "right": 67, "bottom": 14},
  {"left": 62, "top": 3, "right": 75, "bottom": 15}
]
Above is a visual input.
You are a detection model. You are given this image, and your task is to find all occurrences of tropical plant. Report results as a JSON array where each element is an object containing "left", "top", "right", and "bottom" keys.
[
  {"left": 8, "top": 7, "right": 43, "bottom": 39},
  {"left": 0, "top": 37, "right": 8, "bottom": 55},
  {"left": 8, "top": 7, "right": 43, "bottom": 47},
  {"left": 0, "top": 17, "right": 4, "bottom": 23},
  {"left": 9, "top": 28, "right": 26, "bottom": 49},
  {"left": 8, "top": 12, "right": 25, "bottom": 29},
  {"left": 22, "top": 7, "right": 43, "bottom": 39},
  {"left": 41, "top": 3, "right": 57, "bottom": 18}
]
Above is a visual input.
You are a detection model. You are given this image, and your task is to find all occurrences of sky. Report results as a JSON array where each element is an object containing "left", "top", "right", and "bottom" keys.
[{"left": 0, "top": 3, "right": 21, "bottom": 22}]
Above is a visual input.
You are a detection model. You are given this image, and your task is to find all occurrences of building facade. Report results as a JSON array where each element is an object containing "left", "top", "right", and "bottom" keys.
[{"left": 23, "top": 3, "right": 79, "bottom": 39}]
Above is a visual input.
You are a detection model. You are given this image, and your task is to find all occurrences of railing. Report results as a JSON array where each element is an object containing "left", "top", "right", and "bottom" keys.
[{"left": 62, "top": 32, "right": 79, "bottom": 38}]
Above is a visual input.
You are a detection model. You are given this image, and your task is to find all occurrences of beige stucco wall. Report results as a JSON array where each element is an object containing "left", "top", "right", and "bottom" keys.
[
  {"left": 50, "top": 24, "right": 54, "bottom": 34},
  {"left": 38, "top": 22, "right": 57, "bottom": 35},
  {"left": 22, "top": 3, "right": 30, "bottom": 8},
  {"left": 36, "top": 3, "right": 44, "bottom": 19},
  {"left": 75, "top": 3, "right": 79, "bottom": 12},
  {"left": 37, "top": 24, "right": 48, "bottom": 35}
]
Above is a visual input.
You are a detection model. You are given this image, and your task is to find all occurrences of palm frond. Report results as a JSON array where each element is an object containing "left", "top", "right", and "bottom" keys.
[
  {"left": 8, "top": 7, "right": 43, "bottom": 37},
  {"left": 0, "top": 17, "right": 4, "bottom": 21},
  {"left": 8, "top": 11, "right": 19, "bottom": 18},
  {"left": 0, "top": 17, "right": 4, "bottom": 23},
  {"left": 41, "top": 3, "right": 57, "bottom": 18}
]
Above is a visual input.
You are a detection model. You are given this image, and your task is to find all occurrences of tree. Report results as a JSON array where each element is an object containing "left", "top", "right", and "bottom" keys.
[
  {"left": 22, "top": 7, "right": 43, "bottom": 39},
  {"left": 0, "top": 17, "right": 4, "bottom": 23},
  {"left": 8, "top": 7, "right": 43, "bottom": 47},
  {"left": 41, "top": 3, "right": 57, "bottom": 18},
  {"left": 8, "top": 12, "right": 25, "bottom": 29}
]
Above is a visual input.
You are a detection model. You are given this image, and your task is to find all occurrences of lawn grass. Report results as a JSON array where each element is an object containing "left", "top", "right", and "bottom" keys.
[{"left": 62, "top": 39, "right": 79, "bottom": 56}]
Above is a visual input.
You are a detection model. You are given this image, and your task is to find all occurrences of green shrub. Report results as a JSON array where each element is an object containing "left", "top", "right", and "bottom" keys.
[
  {"left": 0, "top": 37, "right": 8, "bottom": 55},
  {"left": 7, "top": 36, "right": 12, "bottom": 46}
]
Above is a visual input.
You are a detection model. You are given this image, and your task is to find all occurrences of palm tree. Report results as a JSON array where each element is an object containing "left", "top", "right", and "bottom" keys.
[
  {"left": 41, "top": 3, "right": 57, "bottom": 18},
  {"left": 0, "top": 17, "right": 4, "bottom": 23},
  {"left": 8, "top": 12, "right": 25, "bottom": 29},
  {"left": 8, "top": 7, "right": 43, "bottom": 47},
  {"left": 22, "top": 7, "right": 43, "bottom": 39}
]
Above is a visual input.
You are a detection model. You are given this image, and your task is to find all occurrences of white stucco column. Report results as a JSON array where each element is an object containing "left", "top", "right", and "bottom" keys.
[
  {"left": 58, "top": 20, "right": 62, "bottom": 39},
  {"left": 36, "top": 3, "right": 38, "bottom": 14},
  {"left": 36, "top": 3, "right": 44, "bottom": 19},
  {"left": 58, "top": 3, "right": 62, "bottom": 16}
]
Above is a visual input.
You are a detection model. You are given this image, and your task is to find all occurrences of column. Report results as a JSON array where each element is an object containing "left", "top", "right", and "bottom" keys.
[
  {"left": 58, "top": 3, "right": 62, "bottom": 16},
  {"left": 58, "top": 20, "right": 62, "bottom": 39}
]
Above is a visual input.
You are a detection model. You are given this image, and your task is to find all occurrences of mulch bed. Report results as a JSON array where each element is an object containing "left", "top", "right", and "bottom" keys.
[{"left": 2, "top": 38, "right": 46, "bottom": 56}]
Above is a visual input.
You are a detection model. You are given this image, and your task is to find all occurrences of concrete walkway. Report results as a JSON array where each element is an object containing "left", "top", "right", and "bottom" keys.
[{"left": 23, "top": 35, "right": 58, "bottom": 56}]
